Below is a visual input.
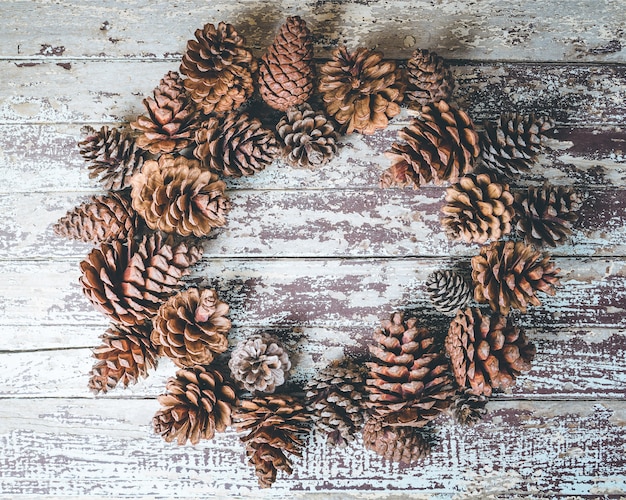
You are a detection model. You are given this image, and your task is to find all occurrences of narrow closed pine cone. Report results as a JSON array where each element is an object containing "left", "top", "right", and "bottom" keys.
[
  {"left": 450, "top": 389, "right": 489, "bottom": 426},
  {"left": 405, "top": 49, "right": 455, "bottom": 107},
  {"left": 362, "top": 418, "right": 431, "bottom": 465},
  {"left": 80, "top": 233, "right": 203, "bottom": 326},
  {"left": 131, "top": 71, "right": 199, "bottom": 154},
  {"left": 441, "top": 172, "right": 515, "bottom": 244},
  {"left": 234, "top": 394, "right": 310, "bottom": 488},
  {"left": 180, "top": 22, "right": 257, "bottom": 114},
  {"left": 445, "top": 307, "right": 536, "bottom": 397},
  {"left": 258, "top": 16, "right": 315, "bottom": 111},
  {"left": 228, "top": 333, "right": 291, "bottom": 393},
  {"left": 153, "top": 366, "right": 238, "bottom": 445},
  {"left": 130, "top": 154, "right": 230, "bottom": 237},
  {"left": 318, "top": 46, "right": 405, "bottom": 135},
  {"left": 425, "top": 270, "right": 473, "bottom": 315},
  {"left": 276, "top": 104, "right": 338, "bottom": 168},
  {"left": 515, "top": 184, "right": 582, "bottom": 247},
  {"left": 78, "top": 126, "right": 145, "bottom": 191},
  {"left": 381, "top": 101, "right": 480, "bottom": 189},
  {"left": 471, "top": 240, "right": 560, "bottom": 315},
  {"left": 53, "top": 191, "right": 138, "bottom": 244}
]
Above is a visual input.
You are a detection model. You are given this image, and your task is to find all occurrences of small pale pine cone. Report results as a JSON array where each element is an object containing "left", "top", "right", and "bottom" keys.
[
  {"left": 362, "top": 418, "right": 431, "bottom": 465},
  {"left": 425, "top": 270, "right": 473, "bottom": 314},
  {"left": 450, "top": 389, "right": 489, "bottom": 426},
  {"left": 405, "top": 49, "right": 455, "bottom": 107}
]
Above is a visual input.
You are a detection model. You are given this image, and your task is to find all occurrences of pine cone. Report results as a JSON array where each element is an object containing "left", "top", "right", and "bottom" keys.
[
  {"left": 305, "top": 359, "right": 366, "bottom": 447},
  {"left": 153, "top": 366, "right": 238, "bottom": 445},
  {"left": 78, "top": 126, "right": 145, "bottom": 191},
  {"left": 445, "top": 307, "right": 536, "bottom": 397},
  {"left": 441, "top": 172, "right": 515, "bottom": 244},
  {"left": 318, "top": 46, "right": 405, "bottom": 135},
  {"left": 405, "top": 49, "right": 455, "bottom": 107},
  {"left": 53, "top": 191, "right": 138, "bottom": 244},
  {"left": 515, "top": 184, "right": 582, "bottom": 247},
  {"left": 450, "top": 389, "right": 488, "bottom": 426},
  {"left": 258, "top": 16, "right": 315, "bottom": 111},
  {"left": 471, "top": 240, "right": 560, "bottom": 315},
  {"left": 381, "top": 101, "right": 480, "bottom": 189},
  {"left": 276, "top": 104, "right": 338, "bottom": 168},
  {"left": 365, "top": 312, "right": 456, "bottom": 427},
  {"left": 180, "top": 22, "right": 257, "bottom": 114},
  {"left": 228, "top": 333, "right": 291, "bottom": 393},
  {"left": 130, "top": 154, "right": 230, "bottom": 237},
  {"left": 362, "top": 418, "right": 430, "bottom": 465},
  {"left": 131, "top": 71, "right": 198, "bottom": 154},
  {"left": 425, "top": 270, "right": 473, "bottom": 314},
  {"left": 194, "top": 112, "right": 280, "bottom": 177},
  {"left": 79, "top": 233, "right": 203, "bottom": 326},
  {"left": 479, "top": 113, "right": 555, "bottom": 178},
  {"left": 234, "top": 394, "right": 309, "bottom": 488},
  {"left": 152, "top": 288, "right": 231, "bottom": 367},
  {"left": 88, "top": 323, "right": 158, "bottom": 393}
]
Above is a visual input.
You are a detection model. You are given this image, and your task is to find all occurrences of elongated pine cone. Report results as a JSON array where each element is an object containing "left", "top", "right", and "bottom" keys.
[
  {"left": 445, "top": 307, "right": 536, "bottom": 396},
  {"left": 362, "top": 418, "right": 431, "bottom": 465},
  {"left": 152, "top": 288, "right": 231, "bottom": 367},
  {"left": 78, "top": 126, "right": 144, "bottom": 191},
  {"left": 258, "top": 16, "right": 315, "bottom": 111},
  {"left": 153, "top": 366, "right": 238, "bottom": 445},
  {"left": 130, "top": 154, "right": 230, "bottom": 237},
  {"left": 131, "top": 71, "right": 198, "bottom": 154},
  {"left": 425, "top": 270, "right": 473, "bottom": 314},
  {"left": 276, "top": 104, "right": 338, "bottom": 168},
  {"left": 194, "top": 112, "right": 280, "bottom": 177},
  {"left": 80, "top": 233, "right": 203, "bottom": 326},
  {"left": 515, "top": 184, "right": 582, "bottom": 247},
  {"left": 180, "top": 22, "right": 257, "bottom": 114},
  {"left": 450, "top": 389, "right": 489, "bottom": 426},
  {"left": 366, "top": 312, "right": 456, "bottom": 427},
  {"left": 305, "top": 359, "right": 366, "bottom": 447},
  {"left": 318, "top": 46, "right": 405, "bottom": 135},
  {"left": 405, "top": 49, "right": 455, "bottom": 107},
  {"left": 228, "top": 333, "right": 291, "bottom": 393},
  {"left": 441, "top": 172, "right": 515, "bottom": 244},
  {"left": 234, "top": 394, "right": 310, "bottom": 488},
  {"left": 53, "top": 191, "right": 138, "bottom": 244},
  {"left": 89, "top": 323, "right": 158, "bottom": 393},
  {"left": 381, "top": 101, "right": 480, "bottom": 189},
  {"left": 472, "top": 240, "right": 560, "bottom": 315}
]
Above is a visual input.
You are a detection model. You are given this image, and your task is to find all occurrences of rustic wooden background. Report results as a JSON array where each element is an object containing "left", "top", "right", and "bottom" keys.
[{"left": 1, "top": 0, "right": 625, "bottom": 498}]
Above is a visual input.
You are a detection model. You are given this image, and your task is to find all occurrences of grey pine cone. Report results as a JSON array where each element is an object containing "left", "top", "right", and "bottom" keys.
[
  {"left": 451, "top": 390, "right": 488, "bottom": 426},
  {"left": 426, "top": 270, "right": 473, "bottom": 314}
]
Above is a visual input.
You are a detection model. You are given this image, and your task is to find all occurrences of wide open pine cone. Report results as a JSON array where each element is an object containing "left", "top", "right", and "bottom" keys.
[
  {"left": 471, "top": 240, "right": 560, "bottom": 315},
  {"left": 258, "top": 16, "right": 315, "bottom": 111},
  {"left": 276, "top": 103, "right": 338, "bottom": 168},
  {"left": 366, "top": 312, "right": 456, "bottom": 427},
  {"left": 78, "top": 126, "right": 145, "bottom": 191},
  {"left": 441, "top": 172, "right": 515, "bottom": 244},
  {"left": 88, "top": 323, "right": 158, "bottom": 393},
  {"left": 80, "top": 233, "right": 203, "bottom": 326},
  {"left": 234, "top": 394, "right": 310, "bottom": 488},
  {"left": 194, "top": 112, "right": 280, "bottom": 177},
  {"left": 180, "top": 22, "right": 257, "bottom": 114},
  {"left": 153, "top": 366, "right": 238, "bottom": 445},
  {"left": 445, "top": 307, "right": 536, "bottom": 397},
  {"left": 405, "top": 49, "right": 455, "bottom": 107},
  {"left": 152, "top": 288, "right": 231, "bottom": 367},
  {"left": 450, "top": 389, "right": 489, "bottom": 426},
  {"left": 515, "top": 184, "right": 582, "bottom": 247},
  {"left": 381, "top": 101, "right": 480, "bottom": 189},
  {"left": 131, "top": 71, "right": 199, "bottom": 154},
  {"left": 425, "top": 270, "right": 473, "bottom": 315},
  {"left": 362, "top": 418, "right": 431, "bottom": 465},
  {"left": 318, "top": 46, "right": 405, "bottom": 135},
  {"left": 130, "top": 154, "right": 230, "bottom": 237},
  {"left": 53, "top": 191, "right": 138, "bottom": 244}
]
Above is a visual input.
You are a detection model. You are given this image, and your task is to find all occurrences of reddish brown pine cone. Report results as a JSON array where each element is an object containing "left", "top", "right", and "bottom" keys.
[
  {"left": 362, "top": 418, "right": 431, "bottom": 465},
  {"left": 405, "top": 49, "right": 455, "bottom": 107}
]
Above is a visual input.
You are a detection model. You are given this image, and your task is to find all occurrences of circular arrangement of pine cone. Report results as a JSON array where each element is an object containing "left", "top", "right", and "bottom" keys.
[
  {"left": 405, "top": 49, "right": 455, "bottom": 107},
  {"left": 362, "top": 418, "right": 431, "bottom": 465},
  {"left": 425, "top": 270, "right": 473, "bottom": 314}
]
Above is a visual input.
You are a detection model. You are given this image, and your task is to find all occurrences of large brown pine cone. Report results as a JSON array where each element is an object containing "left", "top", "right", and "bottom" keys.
[
  {"left": 131, "top": 71, "right": 199, "bottom": 154},
  {"left": 425, "top": 270, "right": 473, "bottom": 315},
  {"left": 258, "top": 16, "right": 315, "bottom": 111},
  {"left": 362, "top": 418, "right": 431, "bottom": 465},
  {"left": 441, "top": 172, "right": 515, "bottom": 244},
  {"left": 366, "top": 312, "right": 456, "bottom": 427},
  {"left": 153, "top": 366, "right": 238, "bottom": 445},
  {"left": 405, "top": 49, "right": 455, "bottom": 107},
  {"left": 152, "top": 288, "right": 231, "bottom": 367},
  {"left": 381, "top": 101, "right": 480, "bottom": 189},
  {"left": 130, "top": 154, "right": 230, "bottom": 237},
  {"left": 471, "top": 240, "right": 560, "bottom": 315},
  {"left": 445, "top": 307, "right": 536, "bottom": 397},
  {"left": 450, "top": 389, "right": 489, "bottom": 426},
  {"left": 318, "top": 46, "right": 405, "bottom": 135},
  {"left": 180, "top": 22, "right": 257, "bottom": 114},
  {"left": 80, "top": 233, "right": 203, "bottom": 326},
  {"left": 234, "top": 394, "right": 310, "bottom": 488}
]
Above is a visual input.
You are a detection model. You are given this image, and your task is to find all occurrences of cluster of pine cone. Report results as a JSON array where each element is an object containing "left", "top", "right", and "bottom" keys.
[{"left": 53, "top": 15, "right": 583, "bottom": 489}]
